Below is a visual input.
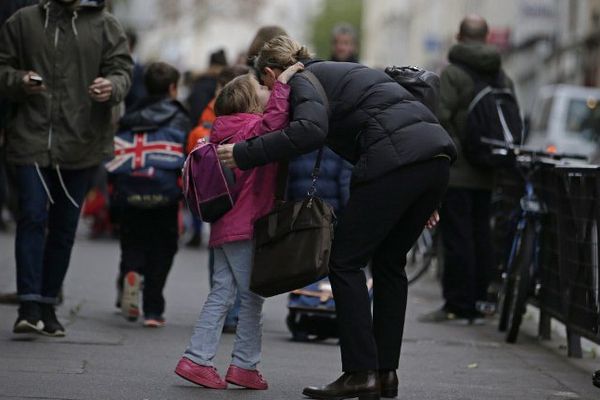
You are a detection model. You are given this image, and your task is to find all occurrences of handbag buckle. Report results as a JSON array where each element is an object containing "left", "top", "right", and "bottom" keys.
[{"left": 307, "top": 175, "right": 318, "bottom": 197}]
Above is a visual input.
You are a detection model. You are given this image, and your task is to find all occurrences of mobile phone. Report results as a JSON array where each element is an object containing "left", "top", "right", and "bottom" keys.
[{"left": 30, "top": 75, "right": 43, "bottom": 86}]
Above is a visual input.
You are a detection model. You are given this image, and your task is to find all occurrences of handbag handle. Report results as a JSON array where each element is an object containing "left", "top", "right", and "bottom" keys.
[{"left": 275, "top": 70, "right": 330, "bottom": 202}]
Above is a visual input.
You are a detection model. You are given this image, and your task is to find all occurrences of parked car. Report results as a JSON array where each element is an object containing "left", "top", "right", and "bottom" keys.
[{"left": 527, "top": 84, "right": 600, "bottom": 159}]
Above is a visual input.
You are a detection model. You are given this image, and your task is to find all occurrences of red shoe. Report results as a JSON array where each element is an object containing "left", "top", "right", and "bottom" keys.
[
  {"left": 225, "top": 365, "right": 268, "bottom": 390},
  {"left": 174, "top": 358, "right": 227, "bottom": 389}
]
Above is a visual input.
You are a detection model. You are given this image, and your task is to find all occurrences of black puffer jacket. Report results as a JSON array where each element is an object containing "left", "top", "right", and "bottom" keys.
[{"left": 234, "top": 60, "right": 457, "bottom": 184}]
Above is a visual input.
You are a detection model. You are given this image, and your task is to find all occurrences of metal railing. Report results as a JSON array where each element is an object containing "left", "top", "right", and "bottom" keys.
[{"left": 494, "top": 164, "right": 600, "bottom": 357}]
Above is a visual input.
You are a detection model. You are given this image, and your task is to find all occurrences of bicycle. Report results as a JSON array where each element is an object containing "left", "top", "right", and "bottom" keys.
[
  {"left": 487, "top": 138, "right": 587, "bottom": 343},
  {"left": 406, "top": 227, "right": 440, "bottom": 285}
]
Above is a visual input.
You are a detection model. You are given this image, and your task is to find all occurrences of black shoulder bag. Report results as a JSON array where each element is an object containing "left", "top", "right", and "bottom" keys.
[{"left": 250, "top": 71, "right": 335, "bottom": 298}]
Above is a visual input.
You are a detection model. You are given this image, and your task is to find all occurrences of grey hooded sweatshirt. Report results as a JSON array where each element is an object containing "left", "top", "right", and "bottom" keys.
[{"left": 0, "top": 0, "right": 133, "bottom": 169}]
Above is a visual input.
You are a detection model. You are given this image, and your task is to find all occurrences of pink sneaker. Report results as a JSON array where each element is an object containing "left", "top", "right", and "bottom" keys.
[
  {"left": 225, "top": 365, "right": 268, "bottom": 390},
  {"left": 174, "top": 358, "right": 227, "bottom": 389}
]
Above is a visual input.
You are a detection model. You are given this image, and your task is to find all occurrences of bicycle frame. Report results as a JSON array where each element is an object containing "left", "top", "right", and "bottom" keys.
[{"left": 504, "top": 177, "right": 546, "bottom": 295}]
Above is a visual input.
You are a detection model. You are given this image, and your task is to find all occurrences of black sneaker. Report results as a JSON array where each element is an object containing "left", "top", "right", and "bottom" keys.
[
  {"left": 40, "top": 304, "right": 65, "bottom": 337},
  {"left": 13, "top": 301, "right": 44, "bottom": 334},
  {"left": 593, "top": 370, "right": 600, "bottom": 388},
  {"left": 418, "top": 308, "right": 483, "bottom": 325}
]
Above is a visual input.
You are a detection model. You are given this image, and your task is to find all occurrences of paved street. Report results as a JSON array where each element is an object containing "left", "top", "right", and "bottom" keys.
[{"left": 0, "top": 230, "right": 598, "bottom": 400}]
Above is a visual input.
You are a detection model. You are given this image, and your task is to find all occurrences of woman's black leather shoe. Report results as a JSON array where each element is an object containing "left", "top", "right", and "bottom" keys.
[
  {"left": 379, "top": 370, "right": 398, "bottom": 398},
  {"left": 302, "top": 371, "right": 380, "bottom": 400}
]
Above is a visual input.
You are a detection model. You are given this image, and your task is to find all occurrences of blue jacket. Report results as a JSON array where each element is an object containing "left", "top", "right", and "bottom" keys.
[{"left": 287, "top": 147, "right": 352, "bottom": 214}]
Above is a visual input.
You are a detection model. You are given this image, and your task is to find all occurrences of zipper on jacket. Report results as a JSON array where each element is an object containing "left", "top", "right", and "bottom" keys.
[
  {"left": 54, "top": 27, "right": 60, "bottom": 48},
  {"left": 48, "top": 26, "right": 59, "bottom": 154}
]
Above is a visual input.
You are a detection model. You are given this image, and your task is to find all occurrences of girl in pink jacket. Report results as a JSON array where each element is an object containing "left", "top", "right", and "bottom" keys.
[{"left": 175, "top": 63, "right": 303, "bottom": 391}]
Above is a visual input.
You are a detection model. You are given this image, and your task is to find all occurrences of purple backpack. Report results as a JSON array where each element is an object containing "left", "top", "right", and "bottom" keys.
[{"left": 183, "top": 140, "right": 237, "bottom": 222}]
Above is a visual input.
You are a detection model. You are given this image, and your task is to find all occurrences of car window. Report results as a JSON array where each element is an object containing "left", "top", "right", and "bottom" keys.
[
  {"left": 531, "top": 96, "right": 553, "bottom": 133},
  {"left": 565, "top": 97, "right": 600, "bottom": 141}
]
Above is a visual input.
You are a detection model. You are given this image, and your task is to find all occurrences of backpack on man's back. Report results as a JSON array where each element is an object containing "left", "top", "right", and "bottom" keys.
[{"left": 456, "top": 65, "right": 523, "bottom": 168}]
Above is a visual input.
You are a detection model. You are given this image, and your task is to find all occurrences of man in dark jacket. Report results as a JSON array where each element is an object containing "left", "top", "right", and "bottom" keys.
[
  {"left": 420, "top": 15, "right": 515, "bottom": 324},
  {"left": 218, "top": 36, "right": 456, "bottom": 399},
  {"left": 0, "top": 0, "right": 38, "bottom": 232},
  {"left": 0, "top": 0, "right": 132, "bottom": 336},
  {"left": 330, "top": 22, "right": 359, "bottom": 63}
]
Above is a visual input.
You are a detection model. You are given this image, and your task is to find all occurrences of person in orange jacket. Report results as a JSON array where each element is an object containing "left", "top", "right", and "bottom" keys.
[{"left": 186, "top": 99, "right": 215, "bottom": 153}]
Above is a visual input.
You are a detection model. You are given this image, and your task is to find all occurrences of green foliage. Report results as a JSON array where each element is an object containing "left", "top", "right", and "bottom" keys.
[{"left": 311, "top": 0, "right": 362, "bottom": 59}]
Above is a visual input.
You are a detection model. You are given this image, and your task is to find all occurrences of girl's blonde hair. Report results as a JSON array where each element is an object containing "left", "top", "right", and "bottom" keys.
[
  {"left": 255, "top": 36, "right": 311, "bottom": 74},
  {"left": 214, "top": 74, "right": 262, "bottom": 116}
]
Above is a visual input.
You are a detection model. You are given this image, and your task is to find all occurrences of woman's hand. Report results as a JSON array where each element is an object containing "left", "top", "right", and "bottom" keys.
[
  {"left": 217, "top": 144, "right": 238, "bottom": 169},
  {"left": 277, "top": 62, "right": 304, "bottom": 84},
  {"left": 425, "top": 210, "right": 440, "bottom": 230}
]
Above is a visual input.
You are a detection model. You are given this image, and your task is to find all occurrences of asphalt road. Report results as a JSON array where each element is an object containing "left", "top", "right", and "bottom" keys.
[{"left": 0, "top": 232, "right": 598, "bottom": 400}]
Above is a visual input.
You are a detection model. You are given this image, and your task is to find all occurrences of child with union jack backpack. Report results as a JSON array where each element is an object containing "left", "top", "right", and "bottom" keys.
[{"left": 106, "top": 62, "right": 190, "bottom": 327}]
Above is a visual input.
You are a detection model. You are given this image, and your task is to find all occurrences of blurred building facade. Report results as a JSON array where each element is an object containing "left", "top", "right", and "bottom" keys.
[
  {"left": 362, "top": 0, "right": 600, "bottom": 112},
  {"left": 112, "top": 0, "right": 322, "bottom": 73}
]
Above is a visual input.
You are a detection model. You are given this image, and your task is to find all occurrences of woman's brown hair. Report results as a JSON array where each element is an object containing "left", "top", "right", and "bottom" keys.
[
  {"left": 247, "top": 26, "right": 289, "bottom": 66},
  {"left": 214, "top": 74, "right": 262, "bottom": 117},
  {"left": 255, "top": 36, "right": 311, "bottom": 74}
]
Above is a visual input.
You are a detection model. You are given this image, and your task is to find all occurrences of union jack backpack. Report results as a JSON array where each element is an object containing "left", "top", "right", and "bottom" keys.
[
  {"left": 182, "top": 138, "right": 238, "bottom": 223},
  {"left": 105, "top": 126, "right": 186, "bottom": 208}
]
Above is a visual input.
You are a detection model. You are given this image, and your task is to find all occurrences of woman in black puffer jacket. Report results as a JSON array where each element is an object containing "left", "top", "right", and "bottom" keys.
[{"left": 218, "top": 36, "right": 456, "bottom": 400}]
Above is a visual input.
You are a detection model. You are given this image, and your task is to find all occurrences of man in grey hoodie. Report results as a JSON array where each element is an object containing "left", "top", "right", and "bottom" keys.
[
  {"left": 420, "top": 15, "right": 518, "bottom": 324},
  {"left": 0, "top": 0, "right": 132, "bottom": 336}
]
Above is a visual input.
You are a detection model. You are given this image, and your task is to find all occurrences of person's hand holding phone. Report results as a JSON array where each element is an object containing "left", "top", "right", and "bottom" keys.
[
  {"left": 89, "top": 77, "right": 113, "bottom": 102},
  {"left": 22, "top": 71, "right": 46, "bottom": 95}
]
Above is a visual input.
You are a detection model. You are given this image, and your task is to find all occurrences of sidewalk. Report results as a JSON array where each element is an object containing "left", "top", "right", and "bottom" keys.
[{"left": 0, "top": 231, "right": 598, "bottom": 400}]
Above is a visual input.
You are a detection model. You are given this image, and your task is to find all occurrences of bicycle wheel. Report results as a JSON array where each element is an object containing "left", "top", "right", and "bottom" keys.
[
  {"left": 497, "top": 268, "right": 515, "bottom": 332},
  {"left": 506, "top": 222, "right": 535, "bottom": 344},
  {"left": 406, "top": 229, "right": 436, "bottom": 285},
  {"left": 497, "top": 230, "right": 522, "bottom": 332}
]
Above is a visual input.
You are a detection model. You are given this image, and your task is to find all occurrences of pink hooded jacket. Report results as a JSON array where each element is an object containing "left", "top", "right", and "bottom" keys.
[{"left": 208, "top": 81, "right": 291, "bottom": 248}]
